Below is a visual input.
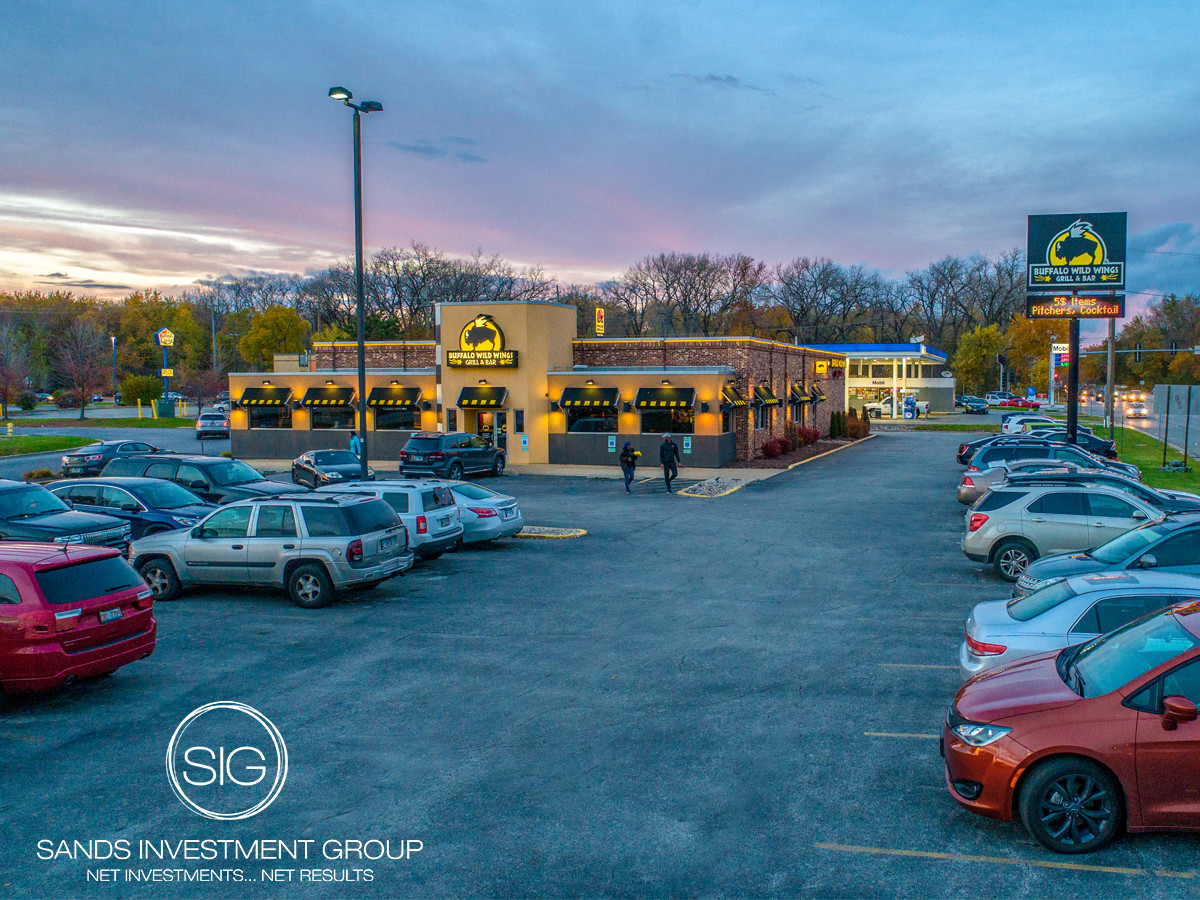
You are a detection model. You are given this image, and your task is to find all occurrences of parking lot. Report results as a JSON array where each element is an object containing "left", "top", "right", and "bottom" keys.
[{"left": 3, "top": 432, "right": 1199, "bottom": 897}]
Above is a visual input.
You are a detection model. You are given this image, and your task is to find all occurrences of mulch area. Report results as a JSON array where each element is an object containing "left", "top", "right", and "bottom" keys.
[{"left": 738, "top": 438, "right": 859, "bottom": 469}]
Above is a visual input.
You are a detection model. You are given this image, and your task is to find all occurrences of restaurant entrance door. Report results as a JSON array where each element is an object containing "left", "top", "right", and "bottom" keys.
[{"left": 476, "top": 411, "right": 507, "bottom": 452}]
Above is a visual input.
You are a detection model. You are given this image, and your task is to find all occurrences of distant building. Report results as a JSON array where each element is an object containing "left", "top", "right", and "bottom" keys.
[{"left": 804, "top": 343, "right": 955, "bottom": 417}]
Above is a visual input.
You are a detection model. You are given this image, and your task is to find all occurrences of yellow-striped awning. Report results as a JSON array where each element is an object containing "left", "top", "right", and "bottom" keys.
[
  {"left": 754, "top": 385, "right": 781, "bottom": 407},
  {"left": 790, "top": 385, "right": 812, "bottom": 403},
  {"left": 237, "top": 387, "right": 293, "bottom": 407},
  {"left": 633, "top": 387, "right": 695, "bottom": 409},
  {"left": 558, "top": 387, "right": 619, "bottom": 409},
  {"left": 457, "top": 386, "right": 508, "bottom": 409},
  {"left": 301, "top": 387, "right": 356, "bottom": 407},
  {"left": 367, "top": 386, "right": 422, "bottom": 408},
  {"left": 721, "top": 385, "right": 747, "bottom": 408},
  {"left": 811, "top": 389, "right": 827, "bottom": 403}
]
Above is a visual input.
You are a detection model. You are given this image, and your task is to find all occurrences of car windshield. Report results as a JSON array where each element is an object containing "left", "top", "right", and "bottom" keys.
[
  {"left": 1065, "top": 609, "right": 1200, "bottom": 698},
  {"left": 131, "top": 481, "right": 204, "bottom": 510},
  {"left": 0, "top": 486, "right": 70, "bottom": 519},
  {"left": 1089, "top": 522, "right": 1170, "bottom": 564},
  {"left": 207, "top": 461, "right": 265, "bottom": 486},
  {"left": 1006, "top": 580, "right": 1078, "bottom": 621},
  {"left": 199, "top": 415, "right": 224, "bottom": 422},
  {"left": 314, "top": 451, "right": 359, "bottom": 466},
  {"left": 451, "top": 483, "right": 501, "bottom": 501},
  {"left": 406, "top": 438, "right": 444, "bottom": 450}
]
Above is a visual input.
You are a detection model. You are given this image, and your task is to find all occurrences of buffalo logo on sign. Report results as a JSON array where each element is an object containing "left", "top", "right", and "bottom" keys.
[
  {"left": 1027, "top": 212, "right": 1125, "bottom": 291},
  {"left": 447, "top": 315, "right": 518, "bottom": 367}
]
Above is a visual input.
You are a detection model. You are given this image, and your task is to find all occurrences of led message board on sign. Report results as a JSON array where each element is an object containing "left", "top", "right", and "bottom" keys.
[
  {"left": 1027, "top": 212, "right": 1126, "bottom": 292},
  {"left": 1026, "top": 294, "right": 1126, "bottom": 319},
  {"left": 446, "top": 315, "right": 518, "bottom": 367}
]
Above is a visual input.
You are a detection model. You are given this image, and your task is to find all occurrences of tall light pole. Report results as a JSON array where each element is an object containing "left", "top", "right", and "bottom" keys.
[
  {"left": 329, "top": 86, "right": 383, "bottom": 480},
  {"left": 111, "top": 335, "right": 117, "bottom": 400}
]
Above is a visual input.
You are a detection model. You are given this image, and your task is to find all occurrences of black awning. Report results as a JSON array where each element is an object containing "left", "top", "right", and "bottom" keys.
[
  {"left": 237, "top": 387, "right": 293, "bottom": 407},
  {"left": 301, "top": 386, "right": 356, "bottom": 407},
  {"left": 558, "top": 387, "right": 619, "bottom": 409},
  {"left": 367, "top": 386, "right": 422, "bottom": 408},
  {"left": 457, "top": 386, "right": 508, "bottom": 409},
  {"left": 790, "top": 385, "right": 812, "bottom": 403},
  {"left": 721, "top": 385, "right": 747, "bottom": 408},
  {"left": 811, "top": 389, "right": 828, "bottom": 403},
  {"left": 753, "top": 385, "right": 781, "bottom": 407},
  {"left": 634, "top": 387, "right": 696, "bottom": 409}
]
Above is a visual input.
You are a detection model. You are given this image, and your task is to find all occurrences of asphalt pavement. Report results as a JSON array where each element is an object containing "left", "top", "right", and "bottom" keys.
[{"left": 2, "top": 433, "right": 1198, "bottom": 897}]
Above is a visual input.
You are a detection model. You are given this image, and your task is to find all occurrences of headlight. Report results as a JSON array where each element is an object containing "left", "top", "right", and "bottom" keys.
[
  {"left": 171, "top": 516, "right": 198, "bottom": 526},
  {"left": 121, "top": 524, "right": 131, "bottom": 536},
  {"left": 951, "top": 723, "right": 1012, "bottom": 747},
  {"left": 326, "top": 471, "right": 342, "bottom": 479},
  {"left": 54, "top": 534, "right": 84, "bottom": 544}
]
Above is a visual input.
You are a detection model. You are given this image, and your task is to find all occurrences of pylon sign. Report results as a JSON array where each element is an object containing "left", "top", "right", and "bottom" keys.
[{"left": 1027, "top": 213, "right": 1126, "bottom": 292}]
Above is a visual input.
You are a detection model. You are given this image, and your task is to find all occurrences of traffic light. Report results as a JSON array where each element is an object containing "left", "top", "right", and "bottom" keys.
[
  {"left": 1171, "top": 341, "right": 1178, "bottom": 356},
  {"left": 1135, "top": 342, "right": 1142, "bottom": 363}
]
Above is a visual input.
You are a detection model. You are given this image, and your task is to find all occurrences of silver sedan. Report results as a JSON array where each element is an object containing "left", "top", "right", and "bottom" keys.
[
  {"left": 435, "top": 481, "right": 524, "bottom": 545},
  {"left": 956, "top": 459, "right": 1082, "bottom": 505},
  {"left": 959, "top": 570, "right": 1200, "bottom": 680}
]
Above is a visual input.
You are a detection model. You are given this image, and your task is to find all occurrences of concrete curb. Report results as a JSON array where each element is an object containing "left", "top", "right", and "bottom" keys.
[
  {"left": 678, "top": 480, "right": 749, "bottom": 499},
  {"left": 786, "top": 433, "right": 876, "bottom": 469},
  {"left": 513, "top": 527, "right": 588, "bottom": 540}
]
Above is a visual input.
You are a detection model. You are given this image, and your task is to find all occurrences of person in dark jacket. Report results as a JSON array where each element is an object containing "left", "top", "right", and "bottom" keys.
[
  {"left": 619, "top": 441, "right": 638, "bottom": 493},
  {"left": 659, "top": 433, "right": 680, "bottom": 492}
]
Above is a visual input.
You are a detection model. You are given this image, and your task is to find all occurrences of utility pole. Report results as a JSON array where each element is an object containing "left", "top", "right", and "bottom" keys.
[
  {"left": 1105, "top": 318, "right": 1115, "bottom": 440},
  {"left": 1066, "top": 312, "right": 1080, "bottom": 444},
  {"left": 211, "top": 308, "right": 218, "bottom": 372}
]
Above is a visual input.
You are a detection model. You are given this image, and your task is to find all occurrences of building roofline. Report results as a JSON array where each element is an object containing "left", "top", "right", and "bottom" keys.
[
  {"left": 573, "top": 337, "right": 843, "bottom": 355},
  {"left": 230, "top": 368, "right": 436, "bottom": 377},
  {"left": 548, "top": 366, "right": 736, "bottom": 376}
]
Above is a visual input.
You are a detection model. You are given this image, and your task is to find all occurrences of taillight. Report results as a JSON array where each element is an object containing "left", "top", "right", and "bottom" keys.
[
  {"left": 222, "top": 420, "right": 229, "bottom": 427},
  {"left": 134, "top": 588, "right": 154, "bottom": 610},
  {"left": 966, "top": 632, "right": 1007, "bottom": 656},
  {"left": 967, "top": 465, "right": 980, "bottom": 472},
  {"left": 347, "top": 538, "right": 363, "bottom": 562},
  {"left": 961, "top": 476, "right": 975, "bottom": 487},
  {"left": 428, "top": 451, "right": 445, "bottom": 460},
  {"left": 959, "top": 444, "right": 968, "bottom": 455},
  {"left": 416, "top": 515, "right": 427, "bottom": 534},
  {"left": 84, "top": 454, "right": 102, "bottom": 461},
  {"left": 468, "top": 507, "right": 497, "bottom": 518},
  {"left": 968, "top": 513, "right": 988, "bottom": 532},
  {"left": 399, "top": 450, "right": 409, "bottom": 461}
]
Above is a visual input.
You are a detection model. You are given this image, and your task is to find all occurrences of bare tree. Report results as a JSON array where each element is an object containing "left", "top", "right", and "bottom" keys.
[
  {"left": 0, "top": 320, "right": 29, "bottom": 418},
  {"left": 53, "top": 321, "right": 110, "bottom": 420}
]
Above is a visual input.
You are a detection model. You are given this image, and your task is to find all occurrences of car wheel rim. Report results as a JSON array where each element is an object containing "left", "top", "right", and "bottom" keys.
[
  {"left": 1039, "top": 775, "right": 1112, "bottom": 846},
  {"left": 496, "top": 459, "right": 504, "bottom": 474},
  {"left": 999, "top": 548, "right": 1029, "bottom": 578},
  {"left": 296, "top": 574, "right": 321, "bottom": 603},
  {"left": 145, "top": 568, "right": 168, "bottom": 596}
]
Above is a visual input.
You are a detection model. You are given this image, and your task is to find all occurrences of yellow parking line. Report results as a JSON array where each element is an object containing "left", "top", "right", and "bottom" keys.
[
  {"left": 862, "top": 732, "right": 939, "bottom": 739},
  {"left": 879, "top": 663, "right": 958, "bottom": 670},
  {"left": 813, "top": 842, "right": 1197, "bottom": 879}
]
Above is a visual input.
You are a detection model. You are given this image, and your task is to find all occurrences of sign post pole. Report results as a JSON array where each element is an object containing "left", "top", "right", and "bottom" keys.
[
  {"left": 1066, "top": 300, "right": 1080, "bottom": 445},
  {"left": 1049, "top": 344, "right": 1055, "bottom": 406},
  {"left": 1105, "top": 318, "right": 1116, "bottom": 439}
]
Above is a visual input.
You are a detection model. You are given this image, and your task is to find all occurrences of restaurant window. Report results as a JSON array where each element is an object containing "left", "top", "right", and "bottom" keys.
[
  {"left": 310, "top": 407, "right": 355, "bottom": 429},
  {"left": 447, "top": 409, "right": 457, "bottom": 431},
  {"left": 567, "top": 407, "right": 617, "bottom": 433},
  {"left": 754, "top": 405, "right": 770, "bottom": 430},
  {"left": 249, "top": 406, "right": 291, "bottom": 429},
  {"left": 641, "top": 408, "right": 694, "bottom": 435},
  {"left": 721, "top": 407, "right": 735, "bottom": 433},
  {"left": 514, "top": 409, "right": 525, "bottom": 433},
  {"left": 375, "top": 407, "right": 419, "bottom": 430}
]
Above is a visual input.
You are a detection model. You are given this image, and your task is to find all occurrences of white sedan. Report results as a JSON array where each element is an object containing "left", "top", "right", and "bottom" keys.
[
  {"left": 1127, "top": 402, "right": 1148, "bottom": 418},
  {"left": 439, "top": 481, "right": 524, "bottom": 545}
]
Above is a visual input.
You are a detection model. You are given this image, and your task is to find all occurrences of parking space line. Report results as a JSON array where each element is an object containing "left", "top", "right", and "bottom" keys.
[
  {"left": 879, "top": 663, "right": 958, "bottom": 670},
  {"left": 813, "top": 842, "right": 1197, "bottom": 879},
  {"left": 862, "top": 732, "right": 939, "bottom": 739}
]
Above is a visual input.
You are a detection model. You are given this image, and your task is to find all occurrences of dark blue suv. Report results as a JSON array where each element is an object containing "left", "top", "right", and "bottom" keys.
[{"left": 47, "top": 477, "right": 217, "bottom": 539}]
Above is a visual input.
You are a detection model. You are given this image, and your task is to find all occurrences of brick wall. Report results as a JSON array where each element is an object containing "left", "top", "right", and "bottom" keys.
[
  {"left": 310, "top": 342, "right": 436, "bottom": 371},
  {"left": 573, "top": 339, "right": 846, "bottom": 459}
]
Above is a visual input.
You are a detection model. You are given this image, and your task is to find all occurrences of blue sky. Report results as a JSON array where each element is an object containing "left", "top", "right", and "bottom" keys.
[{"left": 2, "top": 0, "right": 1197, "bottom": 339}]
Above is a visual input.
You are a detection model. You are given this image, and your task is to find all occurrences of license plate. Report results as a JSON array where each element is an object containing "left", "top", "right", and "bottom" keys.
[
  {"left": 412, "top": 454, "right": 424, "bottom": 461},
  {"left": 502, "top": 509, "right": 514, "bottom": 518},
  {"left": 99, "top": 608, "right": 123, "bottom": 624},
  {"left": 380, "top": 537, "right": 393, "bottom": 551},
  {"left": 439, "top": 516, "right": 450, "bottom": 527}
]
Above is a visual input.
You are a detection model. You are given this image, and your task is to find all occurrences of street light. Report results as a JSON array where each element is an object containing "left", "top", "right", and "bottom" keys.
[
  {"left": 111, "top": 336, "right": 117, "bottom": 401},
  {"left": 328, "top": 85, "right": 383, "bottom": 479}
]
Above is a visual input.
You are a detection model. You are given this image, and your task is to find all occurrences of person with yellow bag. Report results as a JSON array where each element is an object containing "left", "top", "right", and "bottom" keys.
[{"left": 619, "top": 441, "right": 639, "bottom": 493}]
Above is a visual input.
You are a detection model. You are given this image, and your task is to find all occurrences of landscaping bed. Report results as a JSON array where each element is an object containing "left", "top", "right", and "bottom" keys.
[{"left": 740, "top": 438, "right": 861, "bottom": 469}]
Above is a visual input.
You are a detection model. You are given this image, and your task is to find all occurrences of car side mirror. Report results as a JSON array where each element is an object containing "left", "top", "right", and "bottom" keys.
[
  {"left": 190, "top": 480, "right": 208, "bottom": 490},
  {"left": 192, "top": 526, "right": 214, "bottom": 539},
  {"left": 1138, "top": 554, "right": 1158, "bottom": 569},
  {"left": 1131, "top": 511, "right": 1148, "bottom": 521},
  {"left": 121, "top": 502, "right": 140, "bottom": 512},
  {"left": 1162, "top": 695, "right": 1198, "bottom": 730},
  {"left": 62, "top": 499, "right": 73, "bottom": 508}
]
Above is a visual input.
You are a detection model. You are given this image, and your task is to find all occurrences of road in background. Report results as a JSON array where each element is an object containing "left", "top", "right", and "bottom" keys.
[{"left": 0, "top": 426, "right": 228, "bottom": 481}]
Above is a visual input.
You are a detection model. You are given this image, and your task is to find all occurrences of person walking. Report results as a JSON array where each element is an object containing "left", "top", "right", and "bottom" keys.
[
  {"left": 619, "top": 441, "right": 638, "bottom": 493},
  {"left": 659, "top": 432, "right": 680, "bottom": 493},
  {"left": 348, "top": 429, "right": 362, "bottom": 458}
]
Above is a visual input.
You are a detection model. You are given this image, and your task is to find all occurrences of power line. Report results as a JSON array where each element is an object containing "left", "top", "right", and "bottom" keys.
[{"left": 1129, "top": 247, "right": 1200, "bottom": 261}]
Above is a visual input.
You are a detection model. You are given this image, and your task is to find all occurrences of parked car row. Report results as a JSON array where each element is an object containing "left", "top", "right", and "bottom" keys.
[{"left": 945, "top": 415, "right": 1200, "bottom": 854}]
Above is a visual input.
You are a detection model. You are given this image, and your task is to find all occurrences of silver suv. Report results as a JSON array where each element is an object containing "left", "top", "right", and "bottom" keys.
[
  {"left": 316, "top": 480, "right": 463, "bottom": 559},
  {"left": 131, "top": 493, "right": 414, "bottom": 608},
  {"left": 961, "top": 483, "right": 1161, "bottom": 581}
]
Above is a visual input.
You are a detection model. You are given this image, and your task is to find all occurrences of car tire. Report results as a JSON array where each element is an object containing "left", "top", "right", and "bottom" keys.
[
  {"left": 138, "top": 558, "right": 180, "bottom": 602},
  {"left": 1018, "top": 757, "right": 1123, "bottom": 854},
  {"left": 287, "top": 563, "right": 333, "bottom": 609},
  {"left": 992, "top": 539, "right": 1037, "bottom": 581},
  {"left": 448, "top": 462, "right": 464, "bottom": 480},
  {"left": 492, "top": 455, "right": 505, "bottom": 477}
]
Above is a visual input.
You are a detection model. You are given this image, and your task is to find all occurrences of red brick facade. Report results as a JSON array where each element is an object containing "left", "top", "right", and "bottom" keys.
[
  {"left": 310, "top": 341, "right": 436, "bottom": 371},
  {"left": 572, "top": 339, "right": 845, "bottom": 458}
]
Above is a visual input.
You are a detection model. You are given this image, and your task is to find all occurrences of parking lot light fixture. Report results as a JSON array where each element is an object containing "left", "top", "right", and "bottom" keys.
[
  {"left": 662, "top": 379, "right": 670, "bottom": 385},
  {"left": 328, "top": 86, "right": 352, "bottom": 101}
]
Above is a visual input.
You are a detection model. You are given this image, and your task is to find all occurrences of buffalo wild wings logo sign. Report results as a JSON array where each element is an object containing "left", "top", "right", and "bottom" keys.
[
  {"left": 1027, "top": 212, "right": 1126, "bottom": 292},
  {"left": 446, "top": 315, "right": 518, "bottom": 367}
]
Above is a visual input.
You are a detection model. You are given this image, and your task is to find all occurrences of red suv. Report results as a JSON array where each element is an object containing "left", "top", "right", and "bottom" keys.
[
  {"left": 0, "top": 544, "right": 156, "bottom": 703},
  {"left": 944, "top": 602, "right": 1200, "bottom": 852}
]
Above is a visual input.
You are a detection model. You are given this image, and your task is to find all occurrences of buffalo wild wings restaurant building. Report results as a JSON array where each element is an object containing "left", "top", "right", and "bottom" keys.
[{"left": 228, "top": 301, "right": 847, "bottom": 468}]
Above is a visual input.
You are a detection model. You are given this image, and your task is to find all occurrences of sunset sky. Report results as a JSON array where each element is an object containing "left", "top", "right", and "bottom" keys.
[{"left": 3, "top": 0, "right": 1198, "bottom": 340}]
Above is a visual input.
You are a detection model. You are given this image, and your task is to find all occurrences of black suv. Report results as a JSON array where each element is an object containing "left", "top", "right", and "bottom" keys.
[
  {"left": 60, "top": 439, "right": 164, "bottom": 477},
  {"left": 100, "top": 454, "right": 296, "bottom": 504},
  {"left": 0, "top": 480, "right": 131, "bottom": 548},
  {"left": 399, "top": 432, "right": 505, "bottom": 479}
]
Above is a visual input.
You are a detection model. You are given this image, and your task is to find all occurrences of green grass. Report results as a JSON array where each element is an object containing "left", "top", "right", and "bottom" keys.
[
  {"left": 1, "top": 416, "right": 196, "bottom": 428},
  {"left": 1112, "top": 426, "right": 1200, "bottom": 493},
  {"left": 911, "top": 423, "right": 1001, "bottom": 433},
  {"left": 0, "top": 435, "right": 96, "bottom": 457}
]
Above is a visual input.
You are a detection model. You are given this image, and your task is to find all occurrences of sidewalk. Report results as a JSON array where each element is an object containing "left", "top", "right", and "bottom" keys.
[{"left": 244, "top": 458, "right": 783, "bottom": 481}]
